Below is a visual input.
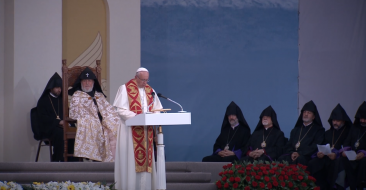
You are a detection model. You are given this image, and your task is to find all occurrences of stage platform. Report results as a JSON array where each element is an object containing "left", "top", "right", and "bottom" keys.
[{"left": 0, "top": 162, "right": 228, "bottom": 190}]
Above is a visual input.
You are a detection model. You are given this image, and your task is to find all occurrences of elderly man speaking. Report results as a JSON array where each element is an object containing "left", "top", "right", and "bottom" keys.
[
  {"left": 113, "top": 67, "right": 163, "bottom": 190},
  {"left": 68, "top": 67, "right": 120, "bottom": 162}
]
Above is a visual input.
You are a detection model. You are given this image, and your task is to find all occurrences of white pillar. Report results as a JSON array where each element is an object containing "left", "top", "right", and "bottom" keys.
[{"left": 156, "top": 126, "right": 167, "bottom": 190}]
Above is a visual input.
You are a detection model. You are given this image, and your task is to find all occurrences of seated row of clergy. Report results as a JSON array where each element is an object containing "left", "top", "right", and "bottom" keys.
[
  {"left": 37, "top": 67, "right": 162, "bottom": 190},
  {"left": 202, "top": 101, "right": 366, "bottom": 190}
]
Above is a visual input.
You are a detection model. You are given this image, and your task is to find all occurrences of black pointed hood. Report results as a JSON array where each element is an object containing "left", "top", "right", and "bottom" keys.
[
  {"left": 354, "top": 101, "right": 366, "bottom": 126},
  {"left": 40, "top": 72, "right": 62, "bottom": 97},
  {"left": 221, "top": 101, "right": 250, "bottom": 130},
  {"left": 328, "top": 104, "right": 352, "bottom": 129},
  {"left": 68, "top": 67, "right": 105, "bottom": 97},
  {"left": 295, "top": 100, "right": 323, "bottom": 128},
  {"left": 254, "top": 105, "right": 280, "bottom": 131}
]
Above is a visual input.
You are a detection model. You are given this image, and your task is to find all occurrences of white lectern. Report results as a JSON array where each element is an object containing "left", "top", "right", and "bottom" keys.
[{"left": 126, "top": 113, "right": 191, "bottom": 190}]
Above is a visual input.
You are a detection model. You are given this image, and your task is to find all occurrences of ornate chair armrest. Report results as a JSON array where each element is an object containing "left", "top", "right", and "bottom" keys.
[{"left": 65, "top": 117, "right": 77, "bottom": 124}]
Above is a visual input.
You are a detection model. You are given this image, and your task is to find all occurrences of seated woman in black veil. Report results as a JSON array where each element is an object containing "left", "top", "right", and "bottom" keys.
[
  {"left": 241, "top": 106, "right": 286, "bottom": 162},
  {"left": 202, "top": 101, "right": 251, "bottom": 162}
]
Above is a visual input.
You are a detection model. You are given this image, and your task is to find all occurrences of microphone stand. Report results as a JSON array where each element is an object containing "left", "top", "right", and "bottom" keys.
[{"left": 166, "top": 98, "right": 186, "bottom": 113}]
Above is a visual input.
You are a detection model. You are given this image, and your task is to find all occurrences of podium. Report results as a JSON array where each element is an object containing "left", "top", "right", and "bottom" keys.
[{"left": 126, "top": 112, "right": 191, "bottom": 190}]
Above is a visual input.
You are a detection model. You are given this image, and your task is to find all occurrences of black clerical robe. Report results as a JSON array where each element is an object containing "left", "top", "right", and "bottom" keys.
[
  {"left": 202, "top": 124, "right": 251, "bottom": 162},
  {"left": 341, "top": 125, "right": 366, "bottom": 189},
  {"left": 241, "top": 127, "right": 285, "bottom": 162},
  {"left": 279, "top": 123, "right": 325, "bottom": 165},
  {"left": 37, "top": 94, "right": 64, "bottom": 138},
  {"left": 37, "top": 94, "right": 65, "bottom": 161},
  {"left": 308, "top": 127, "right": 350, "bottom": 189}
]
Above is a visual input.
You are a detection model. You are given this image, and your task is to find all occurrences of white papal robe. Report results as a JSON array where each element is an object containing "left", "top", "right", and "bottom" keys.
[{"left": 113, "top": 84, "right": 163, "bottom": 190}]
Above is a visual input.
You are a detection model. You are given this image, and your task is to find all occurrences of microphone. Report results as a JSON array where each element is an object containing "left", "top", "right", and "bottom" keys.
[
  {"left": 147, "top": 92, "right": 155, "bottom": 112},
  {"left": 157, "top": 93, "right": 186, "bottom": 112}
]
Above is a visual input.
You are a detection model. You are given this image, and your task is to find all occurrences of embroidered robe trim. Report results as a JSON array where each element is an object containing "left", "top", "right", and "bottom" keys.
[{"left": 126, "top": 79, "right": 154, "bottom": 173}]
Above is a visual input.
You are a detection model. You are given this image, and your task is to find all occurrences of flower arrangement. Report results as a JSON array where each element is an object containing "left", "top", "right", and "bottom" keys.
[
  {"left": 1, "top": 181, "right": 23, "bottom": 190},
  {"left": 216, "top": 161, "right": 319, "bottom": 190},
  {"left": 0, "top": 181, "right": 115, "bottom": 190}
]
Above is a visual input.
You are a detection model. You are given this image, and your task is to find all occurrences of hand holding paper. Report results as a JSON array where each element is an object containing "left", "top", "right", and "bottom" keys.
[
  {"left": 317, "top": 144, "right": 332, "bottom": 155},
  {"left": 344, "top": 150, "right": 357, "bottom": 161}
]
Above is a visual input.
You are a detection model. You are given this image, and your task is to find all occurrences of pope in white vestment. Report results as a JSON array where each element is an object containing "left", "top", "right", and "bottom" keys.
[{"left": 113, "top": 67, "right": 163, "bottom": 190}]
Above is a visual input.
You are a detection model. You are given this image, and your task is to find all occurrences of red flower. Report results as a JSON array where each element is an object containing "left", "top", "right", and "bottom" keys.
[
  {"left": 253, "top": 167, "right": 259, "bottom": 171},
  {"left": 229, "top": 177, "right": 235, "bottom": 182},
  {"left": 229, "top": 170, "right": 234, "bottom": 175},
  {"left": 238, "top": 170, "right": 244, "bottom": 174},
  {"left": 281, "top": 181, "right": 286, "bottom": 187},
  {"left": 275, "top": 171, "right": 280, "bottom": 175},
  {"left": 269, "top": 170, "right": 275, "bottom": 174},
  {"left": 216, "top": 181, "right": 222, "bottom": 188},
  {"left": 245, "top": 176, "right": 251, "bottom": 182},
  {"left": 255, "top": 175, "right": 261, "bottom": 180},
  {"left": 251, "top": 172, "right": 256, "bottom": 176},
  {"left": 267, "top": 182, "right": 272, "bottom": 189},
  {"left": 288, "top": 182, "right": 293, "bottom": 188},
  {"left": 263, "top": 170, "right": 268, "bottom": 175},
  {"left": 301, "top": 182, "right": 307, "bottom": 187},
  {"left": 260, "top": 166, "right": 266, "bottom": 170},
  {"left": 279, "top": 176, "right": 284, "bottom": 181},
  {"left": 222, "top": 176, "right": 227, "bottom": 181},
  {"left": 264, "top": 176, "right": 270, "bottom": 182},
  {"left": 298, "top": 175, "right": 303, "bottom": 180},
  {"left": 224, "top": 171, "right": 228, "bottom": 175},
  {"left": 294, "top": 188, "right": 299, "bottom": 190},
  {"left": 308, "top": 176, "right": 317, "bottom": 182},
  {"left": 314, "top": 187, "right": 320, "bottom": 190},
  {"left": 273, "top": 181, "right": 278, "bottom": 187},
  {"left": 272, "top": 163, "right": 276, "bottom": 166},
  {"left": 284, "top": 175, "right": 289, "bottom": 180},
  {"left": 235, "top": 177, "right": 240, "bottom": 182},
  {"left": 246, "top": 167, "right": 251, "bottom": 171},
  {"left": 244, "top": 186, "right": 250, "bottom": 190},
  {"left": 233, "top": 183, "right": 238, "bottom": 189},
  {"left": 227, "top": 163, "right": 233, "bottom": 168},
  {"left": 224, "top": 182, "right": 229, "bottom": 188},
  {"left": 258, "top": 172, "right": 263, "bottom": 176},
  {"left": 235, "top": 165, "right": 241, "bottom": 169},
  {"left": 278, "top": 163, "right": 284, "bottom": 167},
  {"left": 281, "top": 171, "right": 285, "bottom": 175},
  {"left": 271, "top": 177, "right": 277, "bottom": 181},
  {"left": 259, "top": 182, "right": 265, "bottom": 188},
  {"left": 219, "top": 172, "right": 223, "bottom": 176},
  {"left": 223, "top": 165, "right": 227, "bottom": 169},
  {"left": 246, "top": 171, "right": 251, "bottom": 176},
  {"left": 252, "top": 181, "right": 258, "bottom": 187}
]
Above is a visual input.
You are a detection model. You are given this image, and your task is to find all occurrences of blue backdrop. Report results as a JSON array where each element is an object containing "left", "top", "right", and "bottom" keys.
[{"left": 141, "top": 1, "right": 299, "bottom": 161}]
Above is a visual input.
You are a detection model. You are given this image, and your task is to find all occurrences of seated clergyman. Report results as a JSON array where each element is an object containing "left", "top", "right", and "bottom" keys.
[
  {"left": 278, "top": 100, "right": 325, "bottom": 165},
  {"left": 340, "top": 101, "right": 366, "bottom": 190},
  {"left": 202, "top": 101, "right": 251, "bottom": 162},
  {"left": 308, "top": 104, "right": 351, "bottom": 190},
  {"left": 37, "top": 73, "right": 65, "bottom": 162},
  {"left": 241, "top": 106, "right": 286, "bottom": 162},
  {"left": 68, "top": 67, "right": 120, "bottom": 162}
]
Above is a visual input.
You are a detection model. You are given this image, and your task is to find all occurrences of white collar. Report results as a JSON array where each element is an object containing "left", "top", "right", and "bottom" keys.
[
  {"left": 303, "top": 122, "right": 313, "bottom": 127},
  {"left": 49, "top": 92, "right": 58, "bottom": 98}
]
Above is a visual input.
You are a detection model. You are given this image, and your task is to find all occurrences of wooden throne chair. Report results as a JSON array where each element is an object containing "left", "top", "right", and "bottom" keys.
[{"left": 62, "top": 59, "right": 102, "bottom": 161}]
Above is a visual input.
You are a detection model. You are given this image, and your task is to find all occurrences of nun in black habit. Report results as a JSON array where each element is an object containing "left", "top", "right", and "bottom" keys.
[
  {"left": 202, "top": 101, "right": 251, "bottom": 162},
  {"left": 308, "top": 104, "right": 352, "bottom": 190},
  {"left": 36, "top": 72, "right": 65, "bottom": 161},
  {"left": 241, "top": 106, "right": 286, "bottom": 162},
  {"left": 341, "top": 101, "right": 366, "bottom": 190},
  {"left": 278, "top": 100, "right": 325, "bottom": 165}
]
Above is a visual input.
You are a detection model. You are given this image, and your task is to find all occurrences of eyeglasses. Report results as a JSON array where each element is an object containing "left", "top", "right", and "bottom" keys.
[{"left": 136, "top": 75, "right": 150, "bottom": 82}]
